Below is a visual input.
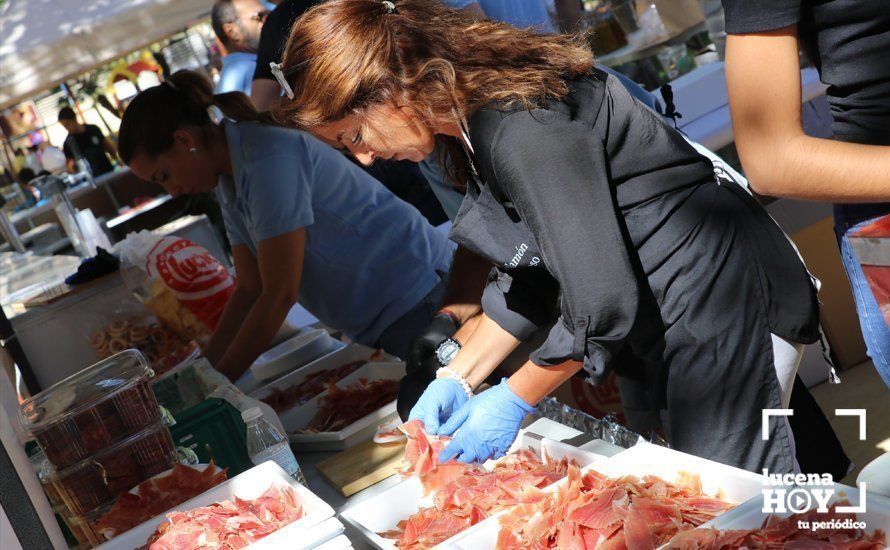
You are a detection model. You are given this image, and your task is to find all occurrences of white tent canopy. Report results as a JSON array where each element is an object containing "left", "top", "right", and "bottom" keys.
[{"left": 0, "top": 0, "right": 210, "bottom": 109}]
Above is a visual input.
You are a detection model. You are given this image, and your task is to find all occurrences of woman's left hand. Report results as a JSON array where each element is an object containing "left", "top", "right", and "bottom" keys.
[{"left": 437, "top": 379, "right": 536, "bottom": 463}]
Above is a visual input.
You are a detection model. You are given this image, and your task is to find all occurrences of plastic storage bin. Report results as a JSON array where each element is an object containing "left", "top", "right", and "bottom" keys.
[
  {"left": 51, "top": 424, "right": 175, "bottom": 516},
  {"left": 20, "top": 350, "right": 161, "bottom": 470},
  {"left": 169, "top": 397, "right": 254, "bottom": 477}
]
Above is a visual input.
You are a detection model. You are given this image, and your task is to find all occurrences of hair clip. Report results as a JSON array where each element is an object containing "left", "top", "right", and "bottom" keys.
[
  {"left": 382, "top": 1, "right": 396, "bottom": 13},
  {"left": 270, "top": 62, "right": 296, "bottom": 100},
  {"left": 207, "top": 105, "right": 225, "bottom": 125}
]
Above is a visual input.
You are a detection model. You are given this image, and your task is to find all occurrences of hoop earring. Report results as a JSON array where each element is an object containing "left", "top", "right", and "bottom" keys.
[{"left": 189, "top": 147, "right": 198, "bottom": 154}]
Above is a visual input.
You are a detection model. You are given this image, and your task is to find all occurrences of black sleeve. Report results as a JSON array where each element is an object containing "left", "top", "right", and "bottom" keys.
[
  {"left": 487, "top": 110, "right": 638, "bottom": 382},
  {"left": 62, "top": 138, "right": 74, "bottom": 160},
  {"left": 253, "top": 0, "right": 319, "bottom": 81},
  {"left": 721, "top": 0, "right": 801, "bottom": 34},
  {"left": 481, "top": 266, "right": 560, "bottom": 342}
]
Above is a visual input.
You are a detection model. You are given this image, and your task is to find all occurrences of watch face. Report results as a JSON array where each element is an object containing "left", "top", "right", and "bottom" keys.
[{"left": 437, "top": 339, "right": 460, "bottom": 365}]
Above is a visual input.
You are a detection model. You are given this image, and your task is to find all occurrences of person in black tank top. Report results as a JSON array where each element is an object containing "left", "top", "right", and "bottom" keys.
[{"left": 723, "top": 0, "right": 890, "bottom": 387}]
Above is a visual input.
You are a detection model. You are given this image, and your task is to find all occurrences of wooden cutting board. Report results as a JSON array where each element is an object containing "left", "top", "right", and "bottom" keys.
[{"left": 317, "top": 439, "right": 406, "bottom": 497}]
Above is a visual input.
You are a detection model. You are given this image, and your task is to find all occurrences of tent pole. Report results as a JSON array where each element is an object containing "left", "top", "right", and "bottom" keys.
[
  {"left": 0, "top": 123, "right": 17, "bottom": 177},
  {"left": 60, "top": 82, "right": 86, "bottom": 122},
  {"left": 66, "top": 80, "right": 114, "bottom": 138}
]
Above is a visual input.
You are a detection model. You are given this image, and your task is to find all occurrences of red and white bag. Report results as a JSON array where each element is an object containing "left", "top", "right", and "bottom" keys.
[{"left": 116, "top": 231, "right": 235, "bottom": 332}]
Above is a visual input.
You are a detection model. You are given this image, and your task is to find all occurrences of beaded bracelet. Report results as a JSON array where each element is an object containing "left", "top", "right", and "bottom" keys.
[{"left": 436, "top": 366, "right": 474, "bottom": 399}]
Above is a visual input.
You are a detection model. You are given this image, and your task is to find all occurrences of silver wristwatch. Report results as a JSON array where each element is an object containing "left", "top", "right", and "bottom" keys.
[{"left": 435, "top": 338, "right": 462, "bottom": 366}]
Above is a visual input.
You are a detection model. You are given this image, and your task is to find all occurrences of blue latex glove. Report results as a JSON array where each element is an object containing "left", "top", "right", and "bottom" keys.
[
  {"left": 437, "top": 379, "right": 536, "bottom": 463},
  {"left": 407, "top": 378, "right": 469, "bottom": 435}
]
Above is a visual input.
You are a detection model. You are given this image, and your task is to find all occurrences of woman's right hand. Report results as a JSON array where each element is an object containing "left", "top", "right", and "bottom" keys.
[{"left": 407, "top": 378, "right": 469, "bottom": 435}]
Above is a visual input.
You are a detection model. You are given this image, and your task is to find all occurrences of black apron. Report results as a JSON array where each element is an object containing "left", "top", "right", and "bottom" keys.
[{"left": 448, "top": 151, "right": 841, "bottom": 476}]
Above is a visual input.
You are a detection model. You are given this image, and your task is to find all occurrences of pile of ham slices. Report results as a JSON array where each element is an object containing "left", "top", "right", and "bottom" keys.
[
  {"left": 140, "top": 484, "right": 303, "bottom": 549},
  {"left": 98, "top": 462, "right": 228, "bottom": 537},
  {"left": 380, "top": 420, "right": 572, "bottom": 548},
  {"left": 303, "top": 378, "right": 399, "bottom": 433},
  {"left": 496, "top": 465, "right": 735, "bottom": 549},
  {"left": 382, "top": 420, "right": 886, "bottom": 550},
  {"left": 261, "top": 360, "right": 367, "bottom": 413}
]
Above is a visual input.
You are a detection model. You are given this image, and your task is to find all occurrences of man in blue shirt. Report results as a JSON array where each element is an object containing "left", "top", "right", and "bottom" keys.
[
  {"left": 211, "top": 0, "right": 268, "bottom": 94},
  {"left": 442, "top": 0, "right": 582, "bottom": 34}
]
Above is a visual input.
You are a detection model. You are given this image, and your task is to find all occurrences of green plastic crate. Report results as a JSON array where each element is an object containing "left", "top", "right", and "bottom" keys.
[{"left": 169, "top": 398, "right": 253, "bottom": 477}]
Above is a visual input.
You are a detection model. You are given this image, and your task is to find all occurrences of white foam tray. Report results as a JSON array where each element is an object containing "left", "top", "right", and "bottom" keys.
[
  {"left": 283, "top": 361, "right": 406, "bottom": 451},
  {"left": 99, "top": 461, "right": 341, "bottom": 549},
  {"left": 252, "top": 516, "right": 345, "bottom": 549},
  {"left": 249, "top": 344, "right": 398, "bottom": 407},
  {"left": 682, "top": 482, "right": 890, "bottom": 542},
  {"left": 237, "top": 339, "right": 348, "bottom": 395},
  {"left": 312, "top": 534, "right": 353, "bottom": 550},
  {"left": 251, "top": 329, "right": 337, "bottom": 382},
  {"left": 340, "top": 429, "right": 610, "bottom": 550},
  {"left": 446, "top": 441, "right": 766, "bottom": 549}
]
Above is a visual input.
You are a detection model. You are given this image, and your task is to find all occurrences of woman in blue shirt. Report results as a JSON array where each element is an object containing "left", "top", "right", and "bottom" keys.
[{"left": 117, "top": 70, "right": 453, "bottom": 381}]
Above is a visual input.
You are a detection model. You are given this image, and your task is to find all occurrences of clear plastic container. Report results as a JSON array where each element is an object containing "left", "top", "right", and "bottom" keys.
[
  {"left": 68, "top": 505, "right": 112, "bottom": 547},
  {"left": 243, "top": 407, "right": 307, "bottom": 486},
  {"left": 52, "top": 424, "right": 175, "bottom": 516},
  {"left": 38, "top": 461, "right": 65, "bottom": 509},
  {"left": 20, "top": 350, "right": 161, "bottom": 470}
]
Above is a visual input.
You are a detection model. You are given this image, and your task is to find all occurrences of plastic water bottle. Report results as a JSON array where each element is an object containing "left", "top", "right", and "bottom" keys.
[{"left": 242, "top": 407, "right": 307, "bottom": 486}]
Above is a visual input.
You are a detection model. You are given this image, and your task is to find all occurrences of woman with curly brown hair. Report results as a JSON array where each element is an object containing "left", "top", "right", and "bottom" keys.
[{"left": 272, "top": 0, "right": 834, "bottom": 474}]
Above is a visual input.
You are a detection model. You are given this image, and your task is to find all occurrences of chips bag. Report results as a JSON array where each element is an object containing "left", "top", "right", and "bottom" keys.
[{"left": 115, "top": 231, "right": 235, "bottom": 341}]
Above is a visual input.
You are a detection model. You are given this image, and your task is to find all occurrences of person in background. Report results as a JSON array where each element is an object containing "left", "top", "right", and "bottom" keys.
[
  {"left": 211, "top": 0, "right": 268, "bottom": 94},
  {"left": 58, "top": 107, "right": 118, "bottom": 176},
  {"left": 722, "top": 0, "right": 890, "bottom": 387},
  {"left": 444, "top": 0, "right": 582, "bottom": 34},
  {"left": 118, "top": 71, "right": 454, "bottom": 382},
  {"left": 250, "top": 0, "right": 321, "bottom": 111}
]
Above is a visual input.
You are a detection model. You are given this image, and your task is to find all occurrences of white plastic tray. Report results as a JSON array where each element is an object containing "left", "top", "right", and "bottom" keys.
[
  {"left": 98, "top": 461, "right": 338, "bottom": 549},
  {"left": 282, "top": 361, "right": 405, "bottom": 451},
  {"left": 249, "top": 344, "right": 398, "bottom": 407},
  {"left": 446, "top": 441, "right": 765, "bottom": 549},
  {"left": 236, "top": 339, "right": 348, "bottom": 395},
  {"left": 340, "top": 429, "right": 610, "bottom": 550},
  {"left": 251, "top": 329, "right": 336, "bottom": 381},
  {"left": 312, "top": 534, "right": 353, "bottom": 550},
  {"left": 682, "top": 483, "right": 890, "bottom": 542},
  {"left": 251, "top": 516, "right": 345, "bottom": 549}
]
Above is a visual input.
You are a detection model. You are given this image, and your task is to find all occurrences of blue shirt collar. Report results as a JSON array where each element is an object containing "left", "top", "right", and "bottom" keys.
[
  {"left": 217, "top": 120, "right": 242, "bottom": 206},
  {"left": 221, "top": 51, "right": 257, "bottom": 64}
]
